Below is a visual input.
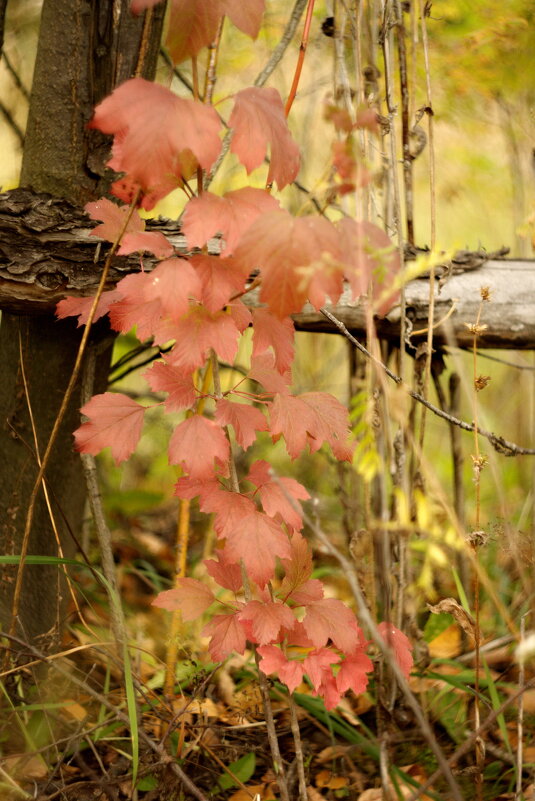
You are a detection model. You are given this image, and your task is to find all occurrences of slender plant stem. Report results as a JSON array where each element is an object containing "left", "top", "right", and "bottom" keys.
[
  {"left": 204, "top": 17, "right": 224, "bottom": 104},
  {"left": 284, "top": 0, "right": 316, "bottom": 118},
  {"left": 288, "top": 694, "right": 308, "bottom": 801},
  {"left": 80, "top": 347, "right": 127, "bottom": 657},
  {"left": 319, "top": 307, "right": 535, "bottom": 456}
]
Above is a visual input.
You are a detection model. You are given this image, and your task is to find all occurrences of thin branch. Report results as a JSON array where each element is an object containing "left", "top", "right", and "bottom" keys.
[
  {"left": 3, "top": 50, "right": 31, "bottom": 100},
  {"left": 0, "top": 99, "right": 24, "bottom": 145},
  {"left": 284, "top": 0, "right": 315, "bottom": 118},
  {"left": 320, "top": 307, "right": 535, "bottom": 456},
  {"left": 254, "top": 0, "right": 309, "bottom": 88}
]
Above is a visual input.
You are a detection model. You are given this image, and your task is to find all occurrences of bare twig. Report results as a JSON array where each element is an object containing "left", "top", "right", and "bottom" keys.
[
  {"left": 320, "top": 307, "right": 535, "bottom": 456},
  {"left": 288, "top": 695, "right": 308, "bottom": 801},
  {"left": 254, "top": 0, "right": 309, "bottom": 88}
]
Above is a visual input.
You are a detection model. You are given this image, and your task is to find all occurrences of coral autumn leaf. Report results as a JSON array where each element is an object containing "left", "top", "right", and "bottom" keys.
[
  {"left": 335, "top": 651, "right": 373, "bottom": 695},
  {"left": 251, "top": 309, "right": 294, "bottom": 374},
  {"left": 268, "top": 393, "right": 317, "bottom": 459},
  {"left": 300, "top": 392, "right": 353, "bottom": 461},
  {"left": 165, "top": 0, "right": 223, "bottom": 65},
  {"left": 377, "top": 621, "right": 414, "bottom": 678},
  {"left": 202, "top": 612, "right": 247, "bottom": 661},
  {"left": 199, "top": 488, "right": 256, "bottom": 538},
  {"left": 247, "top": 461, "right": 309, "bottom": 530},
  {"left": 222, "top": 0, "right": 265, "bottom": 38},
  {"left": 204, "top": 554, "right": 243, "bottom": 593},
  {"left": 89, "top": 78, "right": 222, "bottom": 209},
  {"left": 190, "top": 254, "right": 248, "bottom": 313},
  {"left": 303, "top": 647, "right": 341, "bottom": 692},
  {"left": 85, "top": 197, "right": 144, "bottom": 241},
  {"left": 224, "top": 511, "right": 292, "bottom": 588},
  {"left": 239, "top": 600, "right": 296, "bottom": 645},
  {"left": 118, "top": 231, "right": 174, "bottom": 258},
  {"left": 277, "top": 532, "right": 314, "bottom": 596},
  {"left": 215, "top": 398, "right": 268, "bottom": 450},
  {"left": 152, "top": 578, "right": 215, "bottom": 620},
  {"left": 182, "top": 188, "right": 279, "bottom": 255},
  {"left": 161, "top": 306, "right": 240, "bottom": 371},
  {"left": 56, "top": 290, "right": 121, "bottom": 327},
  {"left": 143, "top": 360, "right": 196, "bottom": 412},
  {"left": 228, "top": 88, "right": 300, "bottom": 190},
  {"left": 168, "top": 415, "right": 229, "bottom": 478},
  {"left": 233, "top": 210, "right": 342, "bottom": 318},
  {"left": 145, "top": 257, "right": 202, "bottom": 321},
  {"left": 74, "top": 392, "right": 146, "bottom": 465},
  {"left": 303, "top": 598, "right": 361, "bottom": 653},
  {"left": 248, "top": 353, "right": 292, "bottom": 396},
  {"left": 257, "top": 645, "right": 305, "bottom": 693}
]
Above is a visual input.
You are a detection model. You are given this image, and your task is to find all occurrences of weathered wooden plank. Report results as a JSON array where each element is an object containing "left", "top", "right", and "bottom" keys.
[{"left": 1, "top": 189, "right": 533, "bottom": 348}]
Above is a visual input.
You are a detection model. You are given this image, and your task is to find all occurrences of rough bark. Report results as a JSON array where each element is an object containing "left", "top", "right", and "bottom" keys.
[{"left": 0, "top": 0, "right": 164, "bottom": 646}]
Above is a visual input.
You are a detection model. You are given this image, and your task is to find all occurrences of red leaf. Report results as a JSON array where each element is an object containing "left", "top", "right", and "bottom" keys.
[
  {"left": 215, "top": 398, "right": 268, "bottom": 450},
  {"left": 268, "top": 391, "right": 352, "bottom": 461},
  {"left": 182, "top": 188, "right": 279, "bottom": 255},
  {"left": 169, "top": 415, "right": 229, "bottom": 478},
  {"left": 118, "top": 231, "right": 174, "bottom": 258},
  {"left": 74, "top": 392, "right": 146, "bottom": 465},
  {"left": 257, "top": 645, "right": 305, "bottom": 693},
  {"left": 152, "top": 578, "right": 215, "bottom": 619},
  {"left": 224, "top": 511, "right": 291, "bottom": 588},
  {"left": 378, "top": 622, "right": 413, "bottom": 678},
  {"left": 303, "top": 647, "right": 341, "bottom": 691},
  {"left": 202, "top": 612, "right": 247, "bottom": 660},
  {"left": 163, "top": 306, "right": 240, "bottom": 371},
  {"left": 248, "top": 353, "right": 292, "bottom": 396},
  {"left": 56, "top": 290, "right": 121, "bottom": 327},
  {"left": 85, "top": 197, "right": 144, "bottom": 242},
  {"left": 89, "top": 78, "right": 222, "bottom": 209},
  {"left": 143, "top": 360, "right": 196, "bottom": 412},
  {"left": 338, "top": 218, "right": 401, "bottom": 314},
  {"left": 335, "top": 650, "right": 373, "bottom": 695},
  {"left": 166, "top": 0, "right": 223, "bottom": 65},
  {"left": 145, "top": 257, "right": 201, "bottom": 321},
  {"left": 303, "top": 598, "right": 360, "bottom": 653},
  {"left": 201, "top": 489, "right": 256, "bottom": 538},
  {"left": 222, "top": 0, "right": 265, "bottom": 38},
  {"left": 190, "top": 254, "right": 247, "bottom": 312},
  {"left": 247, "top": 461, "right": 309, "bottom": 530},
  {"left": 239, "top": 600, "right": 295, "bottom": 645},
  {"left": 277, "top": 533, "right": 315, "bottom": 597},
  {"left": 229, "top": 88, "right": 300, "bottom": 190},
  {"left": 204, "top": 553, "right": 243, "bottom": 593},
  {"left": 110, "top": 272, "right": 162, "bottom": 339},
  {"left": 252, "top": 309, "right": 294, "bottom": 374},
  {"left": 228, "top": 299, "right": 253, "bottom": 333},
  {"left": 233, "top": 210, "right": 342, "bottom": 318}
]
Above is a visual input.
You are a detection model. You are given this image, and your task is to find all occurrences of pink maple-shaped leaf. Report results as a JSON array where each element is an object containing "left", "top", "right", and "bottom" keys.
[
  {"left": 335, "top": 650, "right": 374, "bottom": 695},
  {"left": 229, "top": 88, "right": 300, "bottom": 190},
  {"left": 202, "top": 611, "right": 247, "bottom": 661},
  {"left": 89, "top": 78, "right": 222, "bottom": 209},
  {"left": 200, "top": 488, "right": 256, "bottom": 538},
  {"left": 239, "top": 600, "right": 295, "bottom": 645},
  {"left": 233, "top": 210, "right": 341, "bottom": 318},
  {"left": 268, "top": 392, "right": 318, "bottom": 460},
  {"left": 248, "top": 352, "right": 292, "bottom": 396},
  {"left": 303, "top": 647, "right": 341, "bottom": 692},
  {"left": 169, "top": 415, "right": 229, "bottom": 478},
  {"left": 222, "top": 0, "right": 265, "bottom": 38},
  {"left": 190, "top": 254, "right": 247, "bottom": 313},
  {"left": 318, "top": 671, "right": 343, "bottom": 710},
  {"left": 224, "top": 511, "right": 291, "bottom": 588},
  {"left": 162, "top": 306, "right": 240, "bottom": 371},
  {"left": 145, "top": 257, "right": 201, "bottom": 321},
  {"left": 109, "top": 272, "right": 162, "bottom": 340},
  {"left": 252, "top": 309, "right": 294, "bottom": 374},
  {"left": 303, "top": 598, "right": 361, "bottom": 653},
  {"left": 74, "top": 392, "right": 146, "bottom": 465},
  {"left": 204, "top": 553, "right": 243, "bottom": 593},
  {"left": 118, "top": 231, "right": 174, "bottom": 258},
  {"left": 166, "top": 0, "right": 223, "bottom": 65},
  {"left": 85, "top": 197, "right": 144, "bottom": 241},
  {"left": 378, "top": 622, "right": 414, "bottom": 678},
  {"left": 278, "top": 533, "right": 315, "bottom": 598},
  {"left": 182, "top": 188, "right": 279, "bottom": 255},
  {"left": 152, "top": 577, "right": 215, "bottom": 620},
  {"left": 247, "top": 461, "right": 309, "bottom": 530},
  {"left": 257, "top": 645, "right": 305, "bottom": 694},
  {"left": 338, "top": 218, "right": 401, "bottom": 315},
  {"left": 56, "top": 290, "right": 121, "bottom": 327},
  {"left": 300, "top": 392, "right": 353, "bottom": 461},
  {"left": 215, "top": 398, "right": 268, "bottom": 450},
  {"left": 174, "top": 474, "right": 221, "bottom": 502},
  {"left": 228, "top": 299, "right": 252, "bottom": 333},
  {"left": 143, "top": 360, "right": 196, "bottom": 412}
]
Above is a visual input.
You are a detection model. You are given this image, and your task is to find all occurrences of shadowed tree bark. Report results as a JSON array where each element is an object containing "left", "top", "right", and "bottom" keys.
[{"left": 0, "top": 0, "right": 164, "bottom": 648}]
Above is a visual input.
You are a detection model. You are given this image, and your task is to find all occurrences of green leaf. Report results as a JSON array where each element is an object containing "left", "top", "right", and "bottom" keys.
[
  {"left": 215, "top": 751, "right": 256, "bottom": 791},
  {"left": 423, "top": 612, "right": 453, "bottom": 643},
  {"left": 136, "top": 775, "right": 158, "bottom": 791}
]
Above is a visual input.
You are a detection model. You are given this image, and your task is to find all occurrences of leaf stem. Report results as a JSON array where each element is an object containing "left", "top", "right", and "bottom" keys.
[{"left": 284, "top": 0, "right": 315, "bottom": 118}]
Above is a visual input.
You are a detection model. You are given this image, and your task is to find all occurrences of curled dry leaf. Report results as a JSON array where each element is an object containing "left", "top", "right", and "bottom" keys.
[{"left": 427, "top": 598, "right": 477, "bottom": 641}]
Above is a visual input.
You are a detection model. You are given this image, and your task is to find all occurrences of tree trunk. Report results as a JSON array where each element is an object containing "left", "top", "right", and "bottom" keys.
[{"left": 0, "top": 0, "right": 164, "bottom": 647}]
